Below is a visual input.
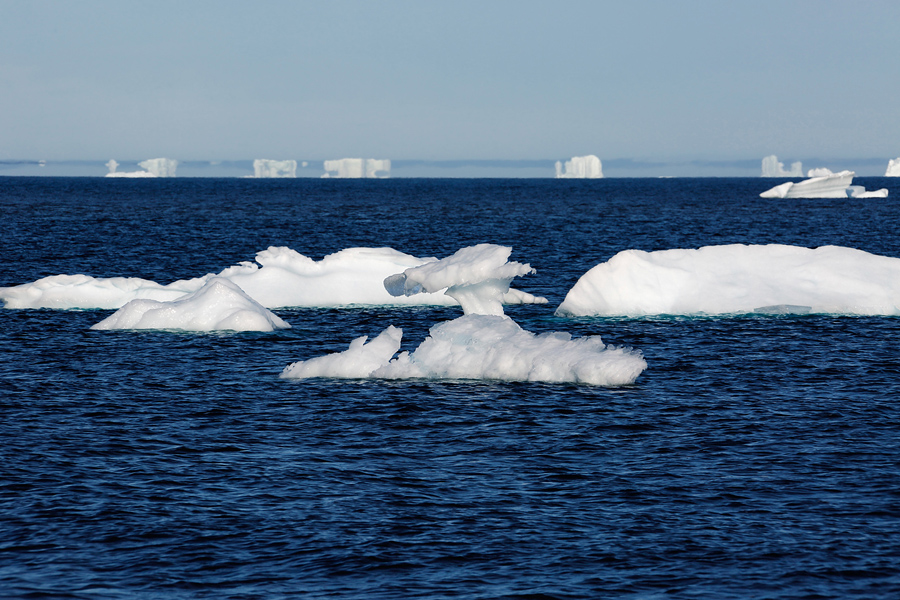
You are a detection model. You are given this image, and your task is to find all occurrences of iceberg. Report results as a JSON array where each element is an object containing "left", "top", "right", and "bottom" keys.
[
  {"left": 281, "top": 244, "right": 646, "bottom": 387},
  {"left": 555, "top": 155, "right": 603, "bottom": 179},
  {"left": 886, "top": 158, "right": 900, "bottom": 177},
  {"left": 759, "top": 170, "right": 886, "bottom": 199},
  {"left": 139, "top": 158, "right": 178, "bottom": 177},
  {"left": 0, "top": 246, "right": 546, "bottom": 310},
  {"left": 253, "top": 159, "right": 297, "bottom": 178},
  {"left": 91, "top": 278, "right": 290, "bottom": 332},
  {"left": 322, "top": 158, "right": 391, "bottom": 178},
  {"left": 556, "top": 244, "right": 900, "bottom": 318},
  {"left": 761, "top": 155, "right": 803, "bottom": 177},
  {"left": 104, "top": 157, "right": 177, "bottom": 178},
  {"left": 807, "top": 167, "right": 834, "bottom": 177}
]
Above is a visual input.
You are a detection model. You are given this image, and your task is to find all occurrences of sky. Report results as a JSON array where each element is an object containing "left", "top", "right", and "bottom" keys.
[{"left": 2, "top": 0, "right": 899, "bottom": 170}]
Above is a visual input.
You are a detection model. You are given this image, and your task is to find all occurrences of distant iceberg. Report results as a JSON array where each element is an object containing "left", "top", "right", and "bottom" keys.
[
  {"left": 761, "top": 155, "right": 803, "bottom": 177},
  {"left": 91, "top": 277, "right": 290, "bottom": 332},
  {"left": 0, "top": 246, "right": 546, "bottom": 310},
  {"left": 322, "top": 158, "right": 391, "bottom": 178},
  {"left": 760, "top": 170, "right": 887, "bottom": 199},
  {"left": 556, "top": 244, "right": 900, "bottom": 318},
  {"left": 253, "top": 159, "right": 297, "bottom": 178},
  {"left": 555, "top": 155, "right": 603, "bottom": 179},
  {"left": 282, "top": 244, "right": 645, "bottom": 387},
  {"left": 806, "top": 167, "right": 834, "bottom": 177},
  {"left": 104, "top": 157, "right": 178, "bottom": 178},
  {"left": 886, "top": 157, "right": 900, "bottom": 177}
]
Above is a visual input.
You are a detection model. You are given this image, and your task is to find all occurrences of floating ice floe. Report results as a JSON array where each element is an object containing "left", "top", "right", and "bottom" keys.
[
  {"left": 760, "top": 171, "right": 887, "bottom": 199},
  {"left": 105, "top": 157, "right": 178, "bottom": 178},
  {"left": 0, "top": 247, "right": 546, "bottom": 310},
  {"left": 91, "top": 278, "right": 290, "bottom": 332},
  {"left": 555, "top": 155, "right": 603, "bottom": 179},
  {"left": 253, "top": 159, "right": 297, "bottom": 178},
  {"left": 281, "top": 244, "right": 646, "bottom": 387},
  {"left": 556, "top": 244, "right": 900, "bottom": 318},
  {"left": 886, "top": 158, "right": 900, "bottom": 177},
  {"left": 761, "top": 155, "right": 803, "bottom": 177},
  {"left": 322, "top": 158, "right": 391, "bottom": 178}
]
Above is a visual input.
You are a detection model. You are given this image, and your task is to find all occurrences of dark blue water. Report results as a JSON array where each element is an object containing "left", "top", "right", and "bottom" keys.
[{"left": 2, "top": 177, "right": 899, "bottom": 599}]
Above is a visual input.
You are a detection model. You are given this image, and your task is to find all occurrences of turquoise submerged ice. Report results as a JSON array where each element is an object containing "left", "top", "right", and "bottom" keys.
[
  {"left": 557, "top": 244, "right": 900, "bottom": 317},
  {"left": 282, "top": 244, "right": 646, "bottom": 387}
]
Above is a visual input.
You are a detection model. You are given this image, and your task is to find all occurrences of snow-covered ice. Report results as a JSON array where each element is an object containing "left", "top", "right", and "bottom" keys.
[
  {"left": 555, "top": 155, "right": 603, "bottom": 179},
  {"left": 761, "top": 155, "right": 802, "bottom": 177},
  {"left": 556, "top": 244, "right": 900, "bottom": 317},
  {"left": 91, "top": 278, "right": 290, "bottom": 332},
  {"left": 322, "top": 158, "right": 391, "bottom": 178},
  {"left": 0, "top": 247, "right": 546, "bottom": 310},
  {"left": 760, "top": 171, "right": 886, "bottom": 199},
  {"left": 384, "top": 244, "right": 539, "bottom": 316},
  {"left": 886, "top": 158, "right": 900, "bottom": 177},
  {"left": 281, "top": 244, "right": 645, "bottom": 387},
  {"left": 253, "top": 159, "right": 297, "bottom": 178}
]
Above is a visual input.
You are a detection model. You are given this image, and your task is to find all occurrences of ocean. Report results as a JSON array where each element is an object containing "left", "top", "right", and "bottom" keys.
[{"left": 2, "top": 176, "right": 899, "bottom": 599}]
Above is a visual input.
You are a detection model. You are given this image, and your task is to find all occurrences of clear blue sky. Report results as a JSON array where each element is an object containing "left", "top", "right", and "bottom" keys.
[{"left": 2, "top": 0, "right": 899, "bottom": 164}]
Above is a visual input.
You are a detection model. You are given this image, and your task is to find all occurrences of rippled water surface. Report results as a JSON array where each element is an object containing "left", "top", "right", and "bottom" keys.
[{"left": 2, "top": 177, "right": 900, "bottom": 599}]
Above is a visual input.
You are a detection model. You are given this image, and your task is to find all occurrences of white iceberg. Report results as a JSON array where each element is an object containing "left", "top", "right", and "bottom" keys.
[
  {"left": 281, "top": 244, "right": 646, "bottom": 387},
  {"left": 760, "top": 170, "right": 886, "bottom": 199},
  {"left": 322, "top": 158, "right": 391, "bottom": 178},
  {"left": 556, "top": 244, "right": 900, "bottom": 318},
  {"left": 104, "top": 157, "right": 177, "bottom": 178},
  {"left": 0, "top": 247, "right": 546, "bottom": 310},
  {"left": 886, "top": 158, "right": 900, "bottom": 177},
  {"left": 807, "top": 167, "right": 834, "bottom": 177},
  {"left": 253, "top": 159, "right": 297, "bottom": 178},
  {"left": 91, "top": 277, "right": 290, "bottom": 332},
  {"left": 555, "top": 155, "right": 603, "bottom": 179},
  {"left": 761, "top": 155, "right": 803, "bottom": 177}
]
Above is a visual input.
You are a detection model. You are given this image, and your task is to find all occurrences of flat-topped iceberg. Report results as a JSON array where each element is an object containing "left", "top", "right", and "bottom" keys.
[
  {"left": 760, "top": 171, "right": 887, "bottom": 199},
  {"left": 104, "top": 157, "right": 178, "bottom": 178},
  {"left": 282, "top": 244, "right": 646, "bottom": 387},
  {"left": 91, "top": 278, "right": 290, "bottom": 332},
  {"left": 253, "top": 159, "right": 297, "bottom": 178},
  {"left": 556, "top": 244, "right": 900, "bottom": 318},
  {"left": 761, "top": 155, "right": 803, "bottom": 177},
  {"left": 555, "top": 155, "right": 603, "bottom": 179},
  {"left": 322, "top": 158, "right": 391, "bottom": 178},
  {"left": 0, "top": 246, "right": 546, "bottom": 310},
  {"left": 886, "top": 158, "right": 900, "bottom": 177}
]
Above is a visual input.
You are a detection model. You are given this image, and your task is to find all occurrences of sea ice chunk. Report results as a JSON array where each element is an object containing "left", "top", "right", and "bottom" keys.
[
  {"left": 557, "top": 244, "right": 900, "bottom": 317},
  {"left": 322, "top": 158, "right": 391, "bottom": 178},
  {"left": 761, "top": 155, "right": 803, "bottom": 177},
  {"left": 253, "top": 159, "right": 297, "bottom": 178},
  {"left": 91, "top": 277, "right": 290, "bottom": 332},
  {"left": 760, "top": 170, "right": 860, "bottom": 198},
  {"left": 555, "top": 155, "right": 603, "bottom": 179},
  {"left": 886, "top": 158, "right": 900, "bottom": 177},
  {"left": 139, "top": 158, "right": 178, "bottom": 177},
  {"left": 281, "top": 315, "right": 645, "bottom": 387},
  {"left": 383, "top": 244, "right": 541, "bottom": 316}
]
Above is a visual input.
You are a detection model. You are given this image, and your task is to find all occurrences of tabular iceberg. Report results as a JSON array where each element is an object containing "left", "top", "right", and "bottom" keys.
[
  {"left": 0, "top": 246, "right": 546, "bottom": 310},
  {"left": 322, "top": 158, "right": 391, "bottom": 178},
  {"left": 91, "top": 278, "right": 290, "bottom": 332},
  {"left": 282, "top": 244, "right": 646, "bottom": 387},
  {"left": 760, "top": 171, "right": 887, "bottom": 199},
  {"left": 887, "top": 158, "right": 900, "bottom": 177},
  {"left": 761, "top": 155, "right": 803, "bottom": 177},
  {"left": 555, "top": 155, "right": 603, "bottom": 179},
  {"left": 556, "top": 244, "right": 900, "bottom": 318},
  {"left": 253, "top": 159, "right": 297, "bottom": 178},
  {"left": 104, "top": 157, "right": 178, "bottom": 178}
]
